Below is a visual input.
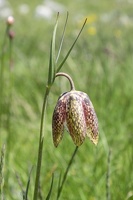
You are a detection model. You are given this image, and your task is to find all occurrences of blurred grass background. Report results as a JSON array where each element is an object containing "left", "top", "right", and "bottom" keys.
[{"left": 0, "top": 0, "right": 133, "bottom": 199}]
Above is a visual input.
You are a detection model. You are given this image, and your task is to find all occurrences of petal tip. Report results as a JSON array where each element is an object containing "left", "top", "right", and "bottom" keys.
[{"left": 90, "top": 134, "right": 99, "bottom": 145}]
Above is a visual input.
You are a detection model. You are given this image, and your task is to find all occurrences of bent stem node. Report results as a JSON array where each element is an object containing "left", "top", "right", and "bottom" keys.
[{"left": 55, "top": 72, "right": 75, "bottom": 91}]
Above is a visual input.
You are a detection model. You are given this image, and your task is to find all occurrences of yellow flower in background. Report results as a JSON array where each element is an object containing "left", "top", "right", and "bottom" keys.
[
  {"left": 87, "top": 26, "right": 97, "bottom": 35},
  {"left": 114, "top": 29, "right": 122, "bottom": 38},
  {"left": 86, "top": 14, "right": 97, "bottom": 24},
  {"left": 78, "top": 14, "right": 97, "bottom": 36},
  {"left": 78, "top": 13, "right": 97, "bottom": 28}
]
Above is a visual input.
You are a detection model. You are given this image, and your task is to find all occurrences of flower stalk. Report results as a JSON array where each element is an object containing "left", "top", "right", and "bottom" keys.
[
  {"left": 33, "top": 14, "right": 87, "bottom": 199},
  {"left": 56, "top": 146, "right": 78, "bottom": 200}
]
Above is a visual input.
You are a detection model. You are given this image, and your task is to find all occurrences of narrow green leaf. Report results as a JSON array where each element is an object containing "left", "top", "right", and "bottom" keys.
[
  {"left": 0, "top": 144, "right": 5, "bottom": 198},
  {"left": 25, "top": 166, "right": 34, "bottom": 200},
  {"left": 56, "top": 12, "right": 69, "bottom": 64},
  {"left": 48, "top": 13, "right": 59, "bottom": 85},
  {"left": 56, "top": 172, "right": 62, "bottom": 200},
  {"left": 56, "top": 18, "right": 87, "bottom": 73},
  {"left": 45, "top": 173, "right": 54, "bottom": 200}
]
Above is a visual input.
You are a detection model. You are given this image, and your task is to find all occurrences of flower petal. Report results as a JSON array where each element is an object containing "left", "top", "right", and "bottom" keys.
[
  {"left": 66, "top": 92, "right": 86, "bottom": 146},
  {"left": 81, "top": 92, "right": 99, "bottom": 145},
  {"left": 52, "top": 94, "right": 66, "bottom": 147}
]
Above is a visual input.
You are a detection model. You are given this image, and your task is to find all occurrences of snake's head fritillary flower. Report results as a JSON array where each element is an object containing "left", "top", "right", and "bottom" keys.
[{"left": 52, "top": 90, "right": 99, "bottom": 147}]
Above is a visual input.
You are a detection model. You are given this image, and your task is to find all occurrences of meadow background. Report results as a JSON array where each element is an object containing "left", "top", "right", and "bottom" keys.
[{"left": 0, "top": 0, "right": 133, "bottom": 199}]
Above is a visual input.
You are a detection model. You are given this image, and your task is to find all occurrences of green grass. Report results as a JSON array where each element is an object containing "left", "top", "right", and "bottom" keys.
[{"left": 0, "top": 0, "right": 133, "bottom": 199}]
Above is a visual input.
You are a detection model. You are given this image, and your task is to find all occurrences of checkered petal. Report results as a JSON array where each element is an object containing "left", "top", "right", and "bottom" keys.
[
  {"left": 66, "top": 92, "right": 86, "bottom": 146},
  {"left": 81, "top": 92, "right": 99, "bottom": 145},
  {"left": 52, "top": 94, "right": 66, "bottom": 147}
]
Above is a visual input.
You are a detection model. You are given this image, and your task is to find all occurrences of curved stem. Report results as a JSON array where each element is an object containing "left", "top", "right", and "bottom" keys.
[{"left": 55, "top": 72, "right": 75, "bottom": 91}]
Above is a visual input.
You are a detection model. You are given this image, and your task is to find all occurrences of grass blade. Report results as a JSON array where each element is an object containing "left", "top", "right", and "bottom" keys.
[
  {"left": 48, "top": 13, "right": 59, "bottom": 85},
  {"left": 56, "top": 172, "right": 62, "bottom": 200},
  {"left": 25, "top": 166, "right": 34, "bottom": 200},
  {"left": 45, "top": 173, "right": 54, "bottom": 200},
  {"left": 56, "top": 18, "right": 87, "bottom": 73},
  {"left": 0, "top": 144, "right": 5, "bottom": 200}
]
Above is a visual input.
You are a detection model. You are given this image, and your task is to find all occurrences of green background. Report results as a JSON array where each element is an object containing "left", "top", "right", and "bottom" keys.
[{"left": 0, "top": 0, "right": 133, "bottom": 199}]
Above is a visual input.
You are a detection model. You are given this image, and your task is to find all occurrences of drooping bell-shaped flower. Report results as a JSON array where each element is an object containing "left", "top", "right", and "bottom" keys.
[{"left": 52, "top": 73, "right": 99, "bottom": 147}]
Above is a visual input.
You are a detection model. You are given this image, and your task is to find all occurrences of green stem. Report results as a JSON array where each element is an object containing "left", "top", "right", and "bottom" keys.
[
  {"left": 33, "top": 85, "right": 50, "bottom": 200},
  {"left": 5, "top": 28, "right": 14, "bottom": 181},
  {"left": 56, "top": 146, "right": 78, "bottom": 200}
]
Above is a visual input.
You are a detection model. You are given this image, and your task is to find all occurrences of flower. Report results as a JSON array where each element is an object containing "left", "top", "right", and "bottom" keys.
[
  {"left": 7, "top": 16, "right": 14, "bottom": 25},
  {"left": 86, "top": 14, "right": 97, "bottom": 24},
  {"left": 52, "top": 90, "right": 99, "bottom": 147},
  {"left": 78, "top": 14, "right": 97, "bottom": 29},
  {"left": 114, "top": 29, "right": 122, "bottom": 38},
  {"left": 87, "top": 26, "right": 97, "bottom": 35}
]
